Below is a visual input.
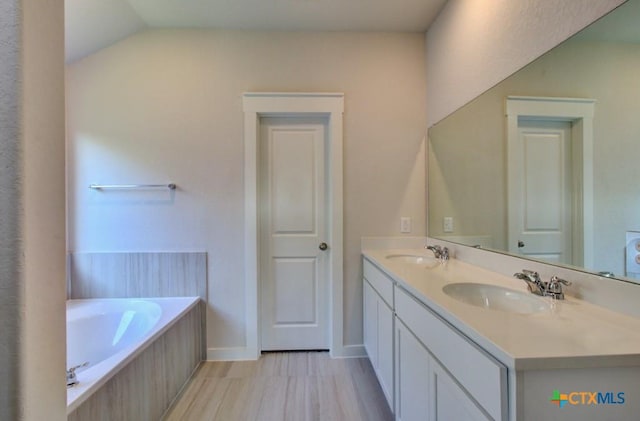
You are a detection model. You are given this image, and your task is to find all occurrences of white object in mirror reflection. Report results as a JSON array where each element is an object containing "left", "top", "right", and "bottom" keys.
[{"left": 626, "top": 231, "right": 640, "bottom": 281}]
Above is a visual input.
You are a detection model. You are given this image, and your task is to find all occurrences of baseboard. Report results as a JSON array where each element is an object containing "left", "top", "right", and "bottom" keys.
[
  {"left": 206, "top": 347, "right": 259, "bottom": 361},
  {"left": 208, "top": 344, "right": 367, "bottom": 360},
  {"left": 331, "top": 344, "right": 367, "bottom": 358}
]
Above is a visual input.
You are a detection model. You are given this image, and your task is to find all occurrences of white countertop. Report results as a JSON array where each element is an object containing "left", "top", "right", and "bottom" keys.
[{"left": 363, "top": 249, "right": 640, "bottom": 371}]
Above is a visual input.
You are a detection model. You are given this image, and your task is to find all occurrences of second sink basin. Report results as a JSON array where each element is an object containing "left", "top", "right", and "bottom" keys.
[{"left": 442, "top": 282, "right": 552, "bottom": 314}]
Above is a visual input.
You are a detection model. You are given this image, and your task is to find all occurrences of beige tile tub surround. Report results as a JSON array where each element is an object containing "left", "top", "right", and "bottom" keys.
[
  {"left": 69, "top": 252, "right": 207, "bottom": 299},
  {"left": 164, "top": 351, "right": 393, "bottom": 421},
  {"left": 68, "top": 301, "right": 204, "bottom": 421}
]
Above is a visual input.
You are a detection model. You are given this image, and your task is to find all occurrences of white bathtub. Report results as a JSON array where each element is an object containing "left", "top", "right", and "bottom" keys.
[{"left": 66, "top": 297, "right": 199, "bottom": 413}]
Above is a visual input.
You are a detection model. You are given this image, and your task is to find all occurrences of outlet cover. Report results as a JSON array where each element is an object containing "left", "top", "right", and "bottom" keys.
[
  {"left": 443, "top": 217, "right": 454, "bottom": 233},
  {"left": 400, "top": 217, "right": 411, "bottom": 233}
]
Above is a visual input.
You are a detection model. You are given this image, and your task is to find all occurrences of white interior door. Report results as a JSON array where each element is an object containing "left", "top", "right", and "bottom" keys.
[
  {"left": 260, "top": 117, "right": 329, "bottom": 350},
  {"left": 509, "top": 119, "right": 572, "bottom": 264}
]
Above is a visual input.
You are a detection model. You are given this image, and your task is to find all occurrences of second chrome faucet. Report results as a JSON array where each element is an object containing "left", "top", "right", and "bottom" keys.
[
  {"left": 425, "top": 244, "right": 449, "bottom": 262},
  {"left": 513, "top": 269, "right": 571, "bottom": 300}
]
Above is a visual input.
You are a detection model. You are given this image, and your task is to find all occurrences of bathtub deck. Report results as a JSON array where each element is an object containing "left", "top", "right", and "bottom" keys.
[{"left": 163, "top": 351, "right": 393, "bottom": 421}]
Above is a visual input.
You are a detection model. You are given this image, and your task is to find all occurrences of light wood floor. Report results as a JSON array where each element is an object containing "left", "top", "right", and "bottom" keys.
[{"left": 163, "top": 351, "right": 394, "bottom": 421}]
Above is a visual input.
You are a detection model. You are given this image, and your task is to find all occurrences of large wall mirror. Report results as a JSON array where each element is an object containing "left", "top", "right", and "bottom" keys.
[{"left": 428, "top": 0, "right": 640, "bottom": 283}]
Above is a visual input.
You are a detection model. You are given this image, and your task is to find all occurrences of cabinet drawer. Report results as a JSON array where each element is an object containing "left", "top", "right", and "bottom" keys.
[
  {"left": 395, "top": 286, "right": 507, "bottom": 421},
  {"left": 363, "top": 258, "right": 394, "bottom": 307}
]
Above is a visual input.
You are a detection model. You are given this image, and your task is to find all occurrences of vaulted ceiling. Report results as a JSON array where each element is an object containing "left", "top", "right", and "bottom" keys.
[{"left": 65, "top": 0, "right": 448, "bottom": 63}]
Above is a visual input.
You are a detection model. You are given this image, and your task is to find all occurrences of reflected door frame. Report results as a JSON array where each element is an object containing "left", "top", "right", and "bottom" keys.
[
  {"left": 242, "top": 92, "right": 345, "bottom": 360},
  {"left": 506, "top": 96, "right": 595, "bottom": 269}
]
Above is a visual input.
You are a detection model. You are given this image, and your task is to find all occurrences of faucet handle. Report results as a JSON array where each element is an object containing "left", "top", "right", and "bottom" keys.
[
  {"left": 549, "top": 276, "right": 571, "bottom": 286},
  {"left": 515, "top": 269, "right": 542, "bottom": 284},
  {"left": 545, "top": 276, "right": 571, "bottom": 300},
  {"left": 67, "top": 362, "right": 89, "bottom": 387},
  {"left": 440, "top": 247, "right": 449, "bottom": 261},
  {"left": 67, "top": 361, "right": 89, "bottom": 374}
]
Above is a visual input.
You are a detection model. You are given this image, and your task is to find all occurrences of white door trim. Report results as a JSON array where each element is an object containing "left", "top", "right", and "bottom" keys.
[
  {"left": 243, "top": 92, "right": 344, "bottom": 359},
  {"left": 506, "top": 96, "right": 595, "bottom": 269}
]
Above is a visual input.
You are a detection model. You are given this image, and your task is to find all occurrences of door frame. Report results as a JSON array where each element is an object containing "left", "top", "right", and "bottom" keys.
[
  {"left": 243, "top": 92, "right": 344, "bottom": 359},
  {"left": 506, "top": 96, "right": 595, "bottom": 268}
]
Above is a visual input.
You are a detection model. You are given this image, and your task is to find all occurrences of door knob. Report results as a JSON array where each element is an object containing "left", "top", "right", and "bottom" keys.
[
  {"left": 319, "top": 242, "right": 328, "bottom": 251},
  {"left": 518, "top": 241, "right": 525, "bottom": 248}
]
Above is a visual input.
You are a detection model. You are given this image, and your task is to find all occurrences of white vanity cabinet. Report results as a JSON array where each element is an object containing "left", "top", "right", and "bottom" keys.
[
  {"left": 363, "top": 259, "right": 395, "bottom": 411},
  {"left": 394, "top": 285, "right": 505, "bottom": 421},
  {"left": 364, "top": 250, "right": 640, "bottom": 421},
  {"left": 363, "top": 256, "right": 507, "bottom": 421}
]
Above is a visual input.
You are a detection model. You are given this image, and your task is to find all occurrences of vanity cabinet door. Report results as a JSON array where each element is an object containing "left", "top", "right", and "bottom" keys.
[
  {"left": 364, "top": 278, "right": 394, "bottom": 411},
  {"left": 430, "top": 359, "right": 491, "bottom": 421},
  {"left": 395, "top": 318, "right": 430, "bottom": 421},
  {"left": 378, "top": 298, "right": 394, "bottom": 409},
  {"left": 363, "top": 279, "right": 378, "bottom": 365}
]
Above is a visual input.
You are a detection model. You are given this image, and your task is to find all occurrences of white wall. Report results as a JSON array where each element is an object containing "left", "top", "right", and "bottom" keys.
[
  {"left": 0, "top": 0, "right": 66, "bottom": 420},
  {"left": 425, "top": 0, "right": 625, "bottom": 126},
  {"left": 66, "top": 30, "right": 427, "bottom": 355}
]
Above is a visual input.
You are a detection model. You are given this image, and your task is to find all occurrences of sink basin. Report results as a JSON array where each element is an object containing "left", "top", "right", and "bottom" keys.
[
  {"left": 442, "top": 282, "right": 552, "bottom": 314},
  {"left": 385, "top": 254, "right": 437, "bottom": 265}
]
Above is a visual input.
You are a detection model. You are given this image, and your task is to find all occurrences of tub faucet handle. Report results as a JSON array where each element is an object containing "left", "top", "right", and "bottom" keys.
[{"left": 67, "top": 362, "right": 89, "bottom": 387}]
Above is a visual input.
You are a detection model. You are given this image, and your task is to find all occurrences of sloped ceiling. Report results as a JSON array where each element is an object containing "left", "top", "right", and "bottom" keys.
[
  {"left": 573, "top": 0, "right": 640, "bottom": 43},
  {"left": 65, "top": 0, "right": 447, "bottom": 63},
  {"left": 65, "top": 0, "right": 147, "bottom": 63}
]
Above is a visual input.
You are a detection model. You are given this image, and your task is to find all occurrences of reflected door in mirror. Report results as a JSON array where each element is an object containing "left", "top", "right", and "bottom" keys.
[{"left": 509, "top": 119, "right": 572, "bottom": 265}]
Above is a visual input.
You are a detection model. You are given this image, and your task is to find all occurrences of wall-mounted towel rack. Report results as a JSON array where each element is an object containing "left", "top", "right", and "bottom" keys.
[{"left": 89, "top": 183, "right": 177, "bottom": 190}]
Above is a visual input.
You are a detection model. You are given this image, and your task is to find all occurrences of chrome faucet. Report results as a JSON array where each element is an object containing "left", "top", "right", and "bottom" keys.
[
  {"left": 67, "top": 362, "right": 89, "bottom": 388},
  {"left": 513, "top": 270, "right": 572, "bottom": 300},
  {"left": 513, "top": 269, "right": 545, "bottom": 295},
  {"left": 425, "top": 245, "right": 449, "bottom": 262}
]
